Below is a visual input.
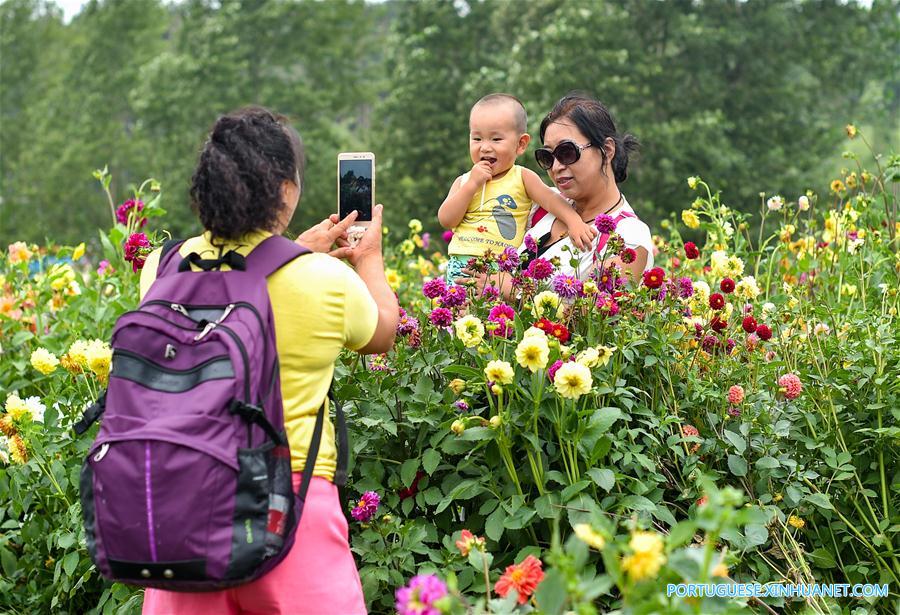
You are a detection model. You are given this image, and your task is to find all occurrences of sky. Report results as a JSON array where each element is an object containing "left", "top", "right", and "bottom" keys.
[
  {"left": 50, "top": 0, "right": 874, "bottom": 23},
  {"left": 54, "top": 0, "right": 87, "bottom": 22}
]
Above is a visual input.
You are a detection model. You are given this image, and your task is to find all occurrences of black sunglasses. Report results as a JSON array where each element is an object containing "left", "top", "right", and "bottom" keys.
[{"left": 534, "top": 140, "right": 593, "bottom": 170}]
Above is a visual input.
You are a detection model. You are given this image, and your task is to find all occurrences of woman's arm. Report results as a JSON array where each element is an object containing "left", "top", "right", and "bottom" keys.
[{"left": 344, "top": 204, "right": 399, "bottom": 354}]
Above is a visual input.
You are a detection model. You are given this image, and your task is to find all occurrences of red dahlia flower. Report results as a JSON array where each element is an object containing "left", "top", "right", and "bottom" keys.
[
  {"left": 642, "top": 267, "right": 665, "bottom": 289},
  {"left": 684, "top": 242, "right": 700, "bottom": 259},
  {"left": 495, "top": 555, "right": 545, "bottom": 605},
  {"left": 720, "top": 278, "right": 735, "bottom": 293},
  {"left": 709, "top": 292, "right": 725, "bottom": 310}
]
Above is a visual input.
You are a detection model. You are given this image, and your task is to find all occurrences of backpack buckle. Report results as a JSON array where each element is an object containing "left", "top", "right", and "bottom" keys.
[
  {"left": 229, "top": 400, "right": 263, "bottom": 422},
  {"left": 229, "top": 400, "right": 286, "bottom": 445}
]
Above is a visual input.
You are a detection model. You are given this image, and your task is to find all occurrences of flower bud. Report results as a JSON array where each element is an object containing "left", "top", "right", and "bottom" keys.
[
  {"left": 451, "top": 420, "right": 465, "bottom": 435},
  {"left": 448, "top": 378, "right": 466, "bottom": 395},
  {"left": 489, "top": 415, "right": 502, "bottom": 428}
]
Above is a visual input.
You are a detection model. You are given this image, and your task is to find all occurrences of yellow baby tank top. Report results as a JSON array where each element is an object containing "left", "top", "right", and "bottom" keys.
[{"left": 447, "top": 164, "right": 533, "bottom": 256}]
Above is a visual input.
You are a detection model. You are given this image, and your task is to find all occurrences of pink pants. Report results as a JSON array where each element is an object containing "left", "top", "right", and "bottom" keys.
[{"left": 142, "top": 476, "right": 366, "bottom": 615}]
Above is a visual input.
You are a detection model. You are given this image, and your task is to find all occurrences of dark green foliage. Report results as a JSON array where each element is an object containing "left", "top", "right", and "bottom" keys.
[{"left": 1, "top": 0, "right": 897, "bottom": 244}]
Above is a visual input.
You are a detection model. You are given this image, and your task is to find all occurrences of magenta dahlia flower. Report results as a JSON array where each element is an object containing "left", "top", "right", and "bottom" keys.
[
  {"left": 351, "top": 491, "right": 380, "bottom": 522},
  {"left": 395, "top": 574, "right": 448, "bottom": 615},
  {"left": 552, "top": 273, "right": 583, "bottom": 299}
]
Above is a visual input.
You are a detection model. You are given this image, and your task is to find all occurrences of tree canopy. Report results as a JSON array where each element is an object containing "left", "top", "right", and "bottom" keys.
[{"left": 2, "top": 0, "right": 897, "bottom": 244}]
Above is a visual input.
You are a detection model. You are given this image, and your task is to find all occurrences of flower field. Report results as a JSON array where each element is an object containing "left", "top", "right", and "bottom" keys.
[{"left": 1, "top": 135, "right": 898, "bottom": 614}]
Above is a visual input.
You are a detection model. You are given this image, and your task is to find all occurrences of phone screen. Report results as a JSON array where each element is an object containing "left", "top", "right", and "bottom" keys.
[{"left": 338, "top": 159, "right": 373, "bottom": 221}]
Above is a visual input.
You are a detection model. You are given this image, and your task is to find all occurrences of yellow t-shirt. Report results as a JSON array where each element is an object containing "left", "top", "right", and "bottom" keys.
[
  {"left": 139, "top": 230, "right": 378, "bottom": 481},
  {"left": 447, "top": 164, "right": 533, "bottom": 256}
]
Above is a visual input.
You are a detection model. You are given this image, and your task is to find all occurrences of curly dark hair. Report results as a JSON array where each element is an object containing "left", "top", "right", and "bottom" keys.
[
  {"left": 539, "top": 93, "right": 638, "bottom": 184},
  {"left": 190, "top": 106, "right": 305, "bottom": 240}
]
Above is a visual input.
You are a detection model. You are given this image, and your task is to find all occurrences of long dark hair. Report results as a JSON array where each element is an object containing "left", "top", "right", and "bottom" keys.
[
  {"left": 539, "top": 93, "right": 638, "bottom": 183},
  {"left": 190, "top": 106, "right": 305, "bottom": 239}
]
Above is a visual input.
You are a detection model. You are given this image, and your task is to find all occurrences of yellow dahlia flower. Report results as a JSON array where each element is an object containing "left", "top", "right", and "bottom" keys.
[
  {"left": 484, "top": 360, "right": 514, "bottom": 385},
  {"left": 596, "top": 345, "right": 616, "bottom": 367},
  {"left": 30, "top": 348, "right": 59, "bottom": 375},
  {"left": 515, "top": 336, "right": 549, "bottom": 372},
  {"left": 533, "top": 291, "right": 562, "bottom": 318},
  {"left": 553, "top": 362, "right": 592, "bottom": 399},
  {"left": 681, "top": 210, "right": 700, "bottom": 229},
  {"left": 573, "top": 523, "right": 605, "bottom": 550},
  {"left": 67, "top": 339, "right": 90, "bottom": 368},
  {"left": 621, "top": 531, "right": 666, "bottom": 581},
  {"left": 385, "top": 268, "right": 402, "bottom": 290},
  {"left": 5, "top": 394, "right": 29, "bottom": 420},
  {"left": 85, "top": 339, "right": 112, "bottom": 381},
  {"left": 576, "top": 347, "right": 600, "bottom": 368},
  {"left": 454, "top": 315, "right": 484, "bottom": 348}
]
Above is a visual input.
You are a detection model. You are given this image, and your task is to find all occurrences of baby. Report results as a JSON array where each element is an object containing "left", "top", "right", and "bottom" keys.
[{"left": 438, "top": 93, "right": 596, "bottom": 281}]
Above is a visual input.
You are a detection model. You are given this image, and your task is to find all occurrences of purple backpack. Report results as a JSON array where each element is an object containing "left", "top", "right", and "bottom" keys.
[{"left": 75, "top": 235, "right": 348, "bottom": 590}]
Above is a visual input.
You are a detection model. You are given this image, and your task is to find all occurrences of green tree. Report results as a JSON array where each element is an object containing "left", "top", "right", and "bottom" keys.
[{"left": 1, "top": 0, "right": 169, "bottom": 244}]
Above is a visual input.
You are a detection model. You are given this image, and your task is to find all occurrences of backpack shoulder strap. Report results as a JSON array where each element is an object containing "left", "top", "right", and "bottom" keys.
[
  {"left": 157, "top": 238, "right": 186, "bottom": 278},
  {"left": 245, "top": 235, "right": 311, "bottom": 278}
]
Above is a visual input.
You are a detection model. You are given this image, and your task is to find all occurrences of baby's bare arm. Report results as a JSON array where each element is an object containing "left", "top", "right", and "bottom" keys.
[{"left": 522, "top": 169, "right": 597, "bottom": 250}]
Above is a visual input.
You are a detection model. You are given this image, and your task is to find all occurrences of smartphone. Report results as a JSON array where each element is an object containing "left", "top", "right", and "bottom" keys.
[{"left": 338, "top": 152, "right": 375, "bottom": 246}]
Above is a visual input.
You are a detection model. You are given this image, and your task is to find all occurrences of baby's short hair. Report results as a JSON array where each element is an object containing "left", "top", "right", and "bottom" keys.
[{"left": 472, "top": 93, "right": 528, "bottom": 134}]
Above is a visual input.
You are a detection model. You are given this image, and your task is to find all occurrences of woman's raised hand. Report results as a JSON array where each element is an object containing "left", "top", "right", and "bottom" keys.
[
  {"left": 296, "top": 210, "right": 358, "bottom": 257},
  {"left": 342, "top": 204, "right": 385, "bottom": 267}
]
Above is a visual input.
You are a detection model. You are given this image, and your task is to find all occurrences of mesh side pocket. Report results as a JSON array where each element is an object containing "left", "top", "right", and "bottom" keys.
[
  {"left": 225, "top": 445, "right": 270, "bottom": 580},
  {"left": 264, "top": 444, "right": 295, "bottom": 557}
]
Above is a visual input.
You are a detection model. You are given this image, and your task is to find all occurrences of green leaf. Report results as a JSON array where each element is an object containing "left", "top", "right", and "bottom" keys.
[
  {"left": 534, "top": 568, "right": 566, "bottom": 615},
  {"left": 434, "top": 479, "right": 484, "bottom": 514},
  {"left": 728, "top": 454, "right": 748, "bottom": 477},
  {"left": 756, "top": 456, "right": 780, "bottom": 469},
  {"left": 62, "top": 551, "right": 79, "bottom": 577},
  {"left": 534, "top": 494, "right": 559, "bottom": 520},
  {"left": 668, "top": 521, "right": 697, "bottom": 549},
  {"left": 743, "top": 524, "right": 769, "bottom": 549},
  {"left": 588, "top": 407, "right": 623, "bottom": 435},
  {"left": 57, "top": 533, "right": 77, "bottom": 549},
  {"left": 467, "top": 549, "right": 493, "bottom": 571},
  {"left": 619, "top": 495, "right": 656, "bottom": 512},
  {"left": 422, "top": 448, "right": 441, "bottom": 475},
  {"left": 400, "top": 458, "right": 419, "bottom": 488},
  {"left": 485, "top": 507, "right": 505, "bottom": 541},
  {"left": 806, "top": 492, "right": 834, "bottom": 511},
  {"left": 0, "top": 546, "right": 15, "bottom": 577},
  {"left": 459, "top": 426, "right": 495, "bottom": 441},
  {"left": 808, "top": 548, "right": 837, "bottom": 568},
  {"left": 587, "top": 468, "right": 615, "bottom": 492},
  {"left": 723, "top": 430, "right": 746, "bottom": 454},
  {"left": 561, "top": 480, "right": 590, "bottom": 502}
]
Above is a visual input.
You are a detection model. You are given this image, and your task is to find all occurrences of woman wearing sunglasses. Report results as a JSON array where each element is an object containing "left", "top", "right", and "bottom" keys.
[
  {"left": 524, "top": 93, "right": 652, "bottom": 280},
  {"left": 459, "top": 93, "right": 653, "bottom": 294}
]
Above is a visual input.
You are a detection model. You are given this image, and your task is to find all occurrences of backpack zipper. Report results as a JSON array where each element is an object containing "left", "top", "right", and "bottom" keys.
[
  {"left": 113, "top": 349, "right": 232, "bottom": 375},
  {"left": 113, "top": 311, "right": 251, "bottom": 404},
  {"left": 143, "top": 301, "right": 268, "bottom": 380}
]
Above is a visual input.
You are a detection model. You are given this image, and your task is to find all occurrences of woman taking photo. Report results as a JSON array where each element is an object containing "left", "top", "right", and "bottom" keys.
[{"left": 139, "top": 106, "right": 397, "bottom": 614}]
